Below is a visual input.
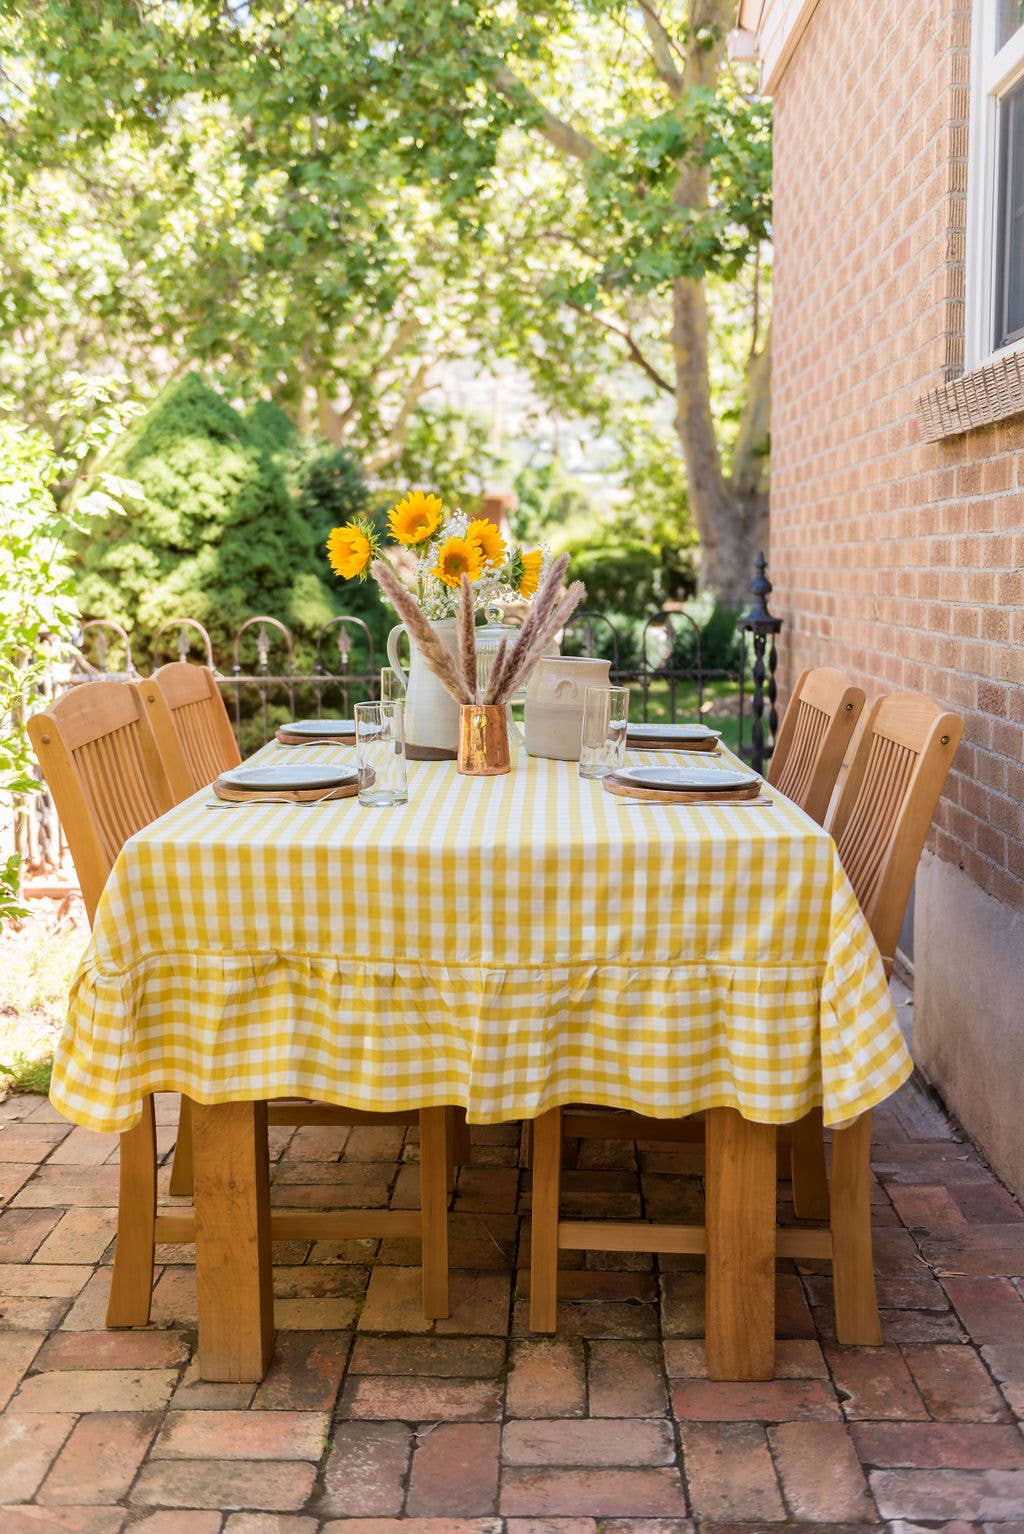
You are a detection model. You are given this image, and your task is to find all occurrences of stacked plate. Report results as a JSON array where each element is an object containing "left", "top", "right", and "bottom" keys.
[
  {"left": 603, "top": 762, "right": 763, "bottom": 804},
  {"left": 212, "top": 763, "right": 360, "bottom": 803},
  {"left": 276, "top": 718, "right": 356, "bottom": 746},
  {"left": 625, "top": 722, "right": 720, "bottom": 752}
]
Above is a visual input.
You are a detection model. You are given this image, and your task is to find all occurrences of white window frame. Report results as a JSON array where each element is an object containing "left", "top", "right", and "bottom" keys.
[{"left": 965, "top": 2, "right": 1024, "bottom": 370}]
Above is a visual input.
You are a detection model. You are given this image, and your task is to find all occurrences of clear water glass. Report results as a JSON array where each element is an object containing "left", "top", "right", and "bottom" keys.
[
  {"left": 356, "top": 701, "right": 408, "bottom": 806},
  {"left": 579, "top": 685, "right": 629, "bottom": 780},
  {"left": 380, "top": 665, "right": 406, "bottom": 703}
]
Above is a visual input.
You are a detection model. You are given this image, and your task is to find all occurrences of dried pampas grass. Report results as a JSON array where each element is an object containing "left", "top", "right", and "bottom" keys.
[
  {"left": 371, "top": 559, "right": 470, "bottom": 704},
  {"left": 457, "top": 576, "right": 479, "bottom": 704},
  {"left": 484, "top": 556, "right": 586, "bottom": 705}
]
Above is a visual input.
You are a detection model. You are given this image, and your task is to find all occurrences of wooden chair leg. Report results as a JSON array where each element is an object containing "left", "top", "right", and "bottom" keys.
[
  {"left": 831, "top": 1110, "right": 882, "bottom": 1346},
  {"left": 705, "top": 1107, "right": 776, "bottom": 1380},
  {"left": 450, "top": 1106, "right": 472, "bottom": 1167},
  {"left": 519, "top": 1118, "right": 533, "bottom": 1169},
  {"left": 168, "top": 1094, "right": 195, "bottom": 1198},
  {"left": 419, "top": 1107, "right": 450, "bottom": 1320},
  {"left": 106, "top": 1094, "right": 157, "bottom": 1327},
  {"left": 529, "top": 1107, "right": 563, "bottom": 1333},
  {"left": 193, "top": 1100, "right": 274, "bottom": 1382},
  {"left": 790, "top": 1107, "right": 830, "bottom": 1220}
]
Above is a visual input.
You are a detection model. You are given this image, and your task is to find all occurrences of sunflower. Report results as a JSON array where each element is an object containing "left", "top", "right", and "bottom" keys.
[
  {"left": 387, "top": 490, "right": 443, "bottom": 547},
  {"left": 430, "top": 535, "right": 485, "bottom": 589},
  {"left": 326, "top": 521, "right": 374, "bottom": 580},
  {"left": 518, "top": 549, "right": 544, "bottom": 599},
  {"left": 465, "top": 517, "right": 507, "bottom": 569}
]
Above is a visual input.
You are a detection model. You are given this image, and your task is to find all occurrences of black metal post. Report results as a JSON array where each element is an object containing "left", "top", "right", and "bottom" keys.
[{"left": 739, "top": 551, "right": 783, "bottom": 777}]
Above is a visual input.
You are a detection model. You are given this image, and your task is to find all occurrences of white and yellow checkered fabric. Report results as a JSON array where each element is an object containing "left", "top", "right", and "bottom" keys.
[{"left": 51, "top": 741, "right": 911, "bottom": 1133}]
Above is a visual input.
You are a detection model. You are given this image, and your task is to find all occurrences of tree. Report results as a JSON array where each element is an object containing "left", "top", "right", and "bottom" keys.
[{"left": 0, "top": 2, "right": 771, "bottom": 598}]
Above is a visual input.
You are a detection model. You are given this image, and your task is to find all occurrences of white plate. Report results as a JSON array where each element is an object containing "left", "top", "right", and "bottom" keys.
[
  {"left": 217, "top": 764, "right": 359, "bottom": 793},
  {"left": 615, "top": 764, "right": 759, "bottom": 792},
  {"left": 280, "top": 718, "right": 355, "bottom": 737},
  {"left": 626, "top": 722, "right": 720, "bottom": 741}
]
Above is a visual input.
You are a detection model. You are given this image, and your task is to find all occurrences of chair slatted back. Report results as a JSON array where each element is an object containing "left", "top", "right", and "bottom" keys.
[
  {"left": 827, "top": 693, "right": 963, "bottom": 972},
  {"left": 142, "top": 663, "right": 241, "bottom": 800},
  {"left": 768, "top": 668, "right": 866, "bottom": 824},
  {"left": 27, "top": 681, "right": 177, "bottom": 923}
]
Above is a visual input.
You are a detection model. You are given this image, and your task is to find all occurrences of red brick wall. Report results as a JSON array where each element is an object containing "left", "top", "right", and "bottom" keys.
[{"left": 770, "top": 0, "right": 1024, "bottom": 913}]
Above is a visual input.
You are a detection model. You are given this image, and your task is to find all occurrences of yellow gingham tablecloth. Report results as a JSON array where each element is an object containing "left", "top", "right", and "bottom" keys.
[{"left": 51, "top": 742, "right": 912, "bottom": 1133}]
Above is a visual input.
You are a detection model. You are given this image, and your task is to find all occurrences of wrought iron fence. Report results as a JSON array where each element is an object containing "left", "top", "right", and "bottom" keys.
[{"left": 12, "top": 555, "right": 783, "bottom": 875}]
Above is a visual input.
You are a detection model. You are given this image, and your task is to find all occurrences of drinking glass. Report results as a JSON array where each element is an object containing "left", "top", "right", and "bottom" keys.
[
  {"left": 356, "top": 700, "right": 408, "bottom": 806},
  {"left": 579, "top": 685, "right": 629, "bottom": 780},
  {"left": 380, "top": 665, "right": 406, "bottom": 703}
]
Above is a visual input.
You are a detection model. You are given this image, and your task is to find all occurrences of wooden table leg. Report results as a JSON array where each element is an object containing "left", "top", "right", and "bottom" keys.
[
  {"left": 529, "top": 1107, "right": 563, "bottom": 1333},
  {"left": 790, "top": 1107, "right": 830, "bottom": 1220},
  {"left": 168, "top": 1094, "right": 195, "bottom": 1198},
  {"left": 420, "top": 1107, "right": 450, "bottom": 1320},
  {"left": 192, "top": 1100, "right": 274, "bottom": 1382},
  {"left": 706, "top": 1107, "right": 776, "bottom": 1380},
  {"left": 107, "top": 1094, "right": 156, "bottom": 1327}
]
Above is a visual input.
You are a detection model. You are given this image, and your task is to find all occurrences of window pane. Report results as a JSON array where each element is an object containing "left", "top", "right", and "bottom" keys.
[
  {"left": 996, "top": 78, "right": 1024, "bottom": 349},
  {"left": 998, "top": 1, "right": 1024, "bottom": 49}
]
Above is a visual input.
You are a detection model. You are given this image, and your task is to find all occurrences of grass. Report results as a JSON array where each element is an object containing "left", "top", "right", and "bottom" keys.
[
  {"left": 0, "top": 905, "right": 87, "bottom": 1096},
  {"left": 629, "top": 678, "right": 743, "bottom": 752}
]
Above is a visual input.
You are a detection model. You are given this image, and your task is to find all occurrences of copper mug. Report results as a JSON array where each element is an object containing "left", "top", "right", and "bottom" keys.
[{"left": 457, "top": 704, "right": 511, "bottom": 776}]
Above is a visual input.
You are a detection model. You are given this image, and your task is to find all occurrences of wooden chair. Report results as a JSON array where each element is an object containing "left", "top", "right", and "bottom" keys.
[
  {"left": 28, "top": 680, "right": 452, "bottom": 1341},
  {"left": 141, "top": 662, "right": 241, "bottom": 800},
  {"left": 529, "top": 690, "right": 962, "bottom": 1375},
  {"left": 767, "top": 667, "right": 866, "bottom": 824}
]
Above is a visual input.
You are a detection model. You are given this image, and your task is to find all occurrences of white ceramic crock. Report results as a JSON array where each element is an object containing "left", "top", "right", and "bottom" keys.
[{"left": 524, "top": 655, "right": 612, "bottom": 761}]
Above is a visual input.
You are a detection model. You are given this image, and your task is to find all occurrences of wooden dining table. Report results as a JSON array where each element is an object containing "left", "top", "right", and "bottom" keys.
[{"left": 51, "top": 737, "right": 911, "bottom": 1380}]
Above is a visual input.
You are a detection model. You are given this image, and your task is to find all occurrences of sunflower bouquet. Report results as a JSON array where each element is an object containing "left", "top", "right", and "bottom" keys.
[{"left": 326, "top": 490, "right": 545, "bottom": 619}]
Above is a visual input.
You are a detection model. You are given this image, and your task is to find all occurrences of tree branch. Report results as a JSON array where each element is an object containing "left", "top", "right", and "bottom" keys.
[
  {"left": 566, "top": 301, "right": 674, "bottom": 395},
  {"left": 637, "top": 1, "right": 684, "bottom": 95},
  {"left": 490, "top": 65, "right": 599, "bottom": 163},
  {"left": 364, "top": 361, "right": 433, "bottom": 473}
]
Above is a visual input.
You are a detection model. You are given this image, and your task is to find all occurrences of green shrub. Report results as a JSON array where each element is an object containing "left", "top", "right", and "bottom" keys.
[
  {"left": 70, "top": 375, "right": 337, "bottom": 658},
  {"left": 567, "top": 541, "right": 665, "bottom": 614}
]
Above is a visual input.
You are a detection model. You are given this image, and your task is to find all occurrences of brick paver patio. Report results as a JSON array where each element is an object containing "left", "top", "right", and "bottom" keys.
[{"left": 1, "top": 985, "right": 1023, "bottom": 1529}]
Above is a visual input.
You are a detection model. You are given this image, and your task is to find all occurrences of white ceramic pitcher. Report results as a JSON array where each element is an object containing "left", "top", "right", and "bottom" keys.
[
  {"left": 524, "top": 655, "right": 612, "bottom": 760},
  {"left": 386, "top": 618, "right": 461, "bottom": 759}
]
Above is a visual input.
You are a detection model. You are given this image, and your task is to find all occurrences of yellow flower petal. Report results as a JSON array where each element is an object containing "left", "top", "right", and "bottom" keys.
[
  {"left": 519, "top": 549, "right": 543, "bottom": 599},
  {"left": 326, "top": 523, "right": 372, "bottom": 579},
  {"left": 430, "top": 535, "right": 485, "bottom": 589},
  {"left": 465, "top": 517, "right": 507, "bottom": 569},
  {"left": 387, "top": 491, "right": 444, "bottom": 547}
]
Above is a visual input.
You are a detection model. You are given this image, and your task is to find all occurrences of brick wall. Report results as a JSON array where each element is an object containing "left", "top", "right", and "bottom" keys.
[{"left": 770, "top": 0, "right": 1024, "bottom": 915}]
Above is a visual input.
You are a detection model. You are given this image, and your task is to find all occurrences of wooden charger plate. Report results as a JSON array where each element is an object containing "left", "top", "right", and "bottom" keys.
[
  {"left": 625, "top": 737, "right": 718, "bottom": 753},
  {"left": 603, "top": 775, "right": 766, "bottom": 805},
  {"left": 276, "top": 728, "right": 355, "bottom": 746},
  {"left": 211, "top": 778, "right": 362, "bottom": 804}
]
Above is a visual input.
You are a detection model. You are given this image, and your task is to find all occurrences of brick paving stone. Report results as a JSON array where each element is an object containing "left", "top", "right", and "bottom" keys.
[
  {"left": 272, "top": 1296, "right": 358, "bottom": 1330},
  {"left": 0, "top": 1330, "right": 44, "bottom": 1410},
  {"left": 500, "top": 1468, "right": 687, "bottom": 1517},
  {"left": 453, "top": 1167, "right": 520, "bottom": 1213},
  {"left": 148, "top": 1267, "right": 197, "bottom": 1329},
  {"left": 824, "top": 1344, "right": 928, "bottom": 1420},
  {"left": 768, "top": 1421, "right": 875, "bottom": 1520},
  {"left": 663, "top": 1338, "right": 827, "bottom": 1380},
  {"left": 0, "top": 1124, "right": 68, "bottom": 1160},
  {"left": 349, "top": 1335, "right": 504, "bottom": 1378},
  {"left": 503, "top": 1418, "right": 675, "bottom": 1467},
  {"left": 504, "top": 1522, "right": 598, "bottom": 1534},
  {"left": 949, "top": 1181, "right": 1024, "bottom": 1222},
  {"left": 588, "top": 1340, "right": 668, "bottom": 1417},
  {"left": 602, "top": 1522, "right": 696, "bottom": 1534},
  {"left": 358, "top": 1266, "right": 433, "bottom": 1333},
  {"left": 0, "top": 1208, "right": 60, "bottom": 1262},
  {"left": 0, "top": 1410, "right": 75, "bottom": 1500},
  {"left": 131, "top": 1459, "right": 317, "bottom": 1511},
  {"left": 511, "top": 1293, "right": 659, "bottom": 1341},
  {"left": 435, "top": 1270, "right": 513, "bottom": 1337},
  {"left": 870, "top": 1468, "right": 1024, "bottom": 1521},
  {"left": 506, "top": 1339, "right": 586, "bottom": 1419},
  {"left": 13, "top": 1368, "right": 178, "bottom": 1414},
  {"left": 223, "top": 1516, "right": 318, "bottom": 1533},
  {"left": 252, "top": 1329, "right": 350, "bottom": 1411},
  {"left": 326, "top": 1523, "right": 503, "bottom": 1534},
  {"left": 110, "top": 1512, "right": 221, "bottom": 1533},
  {"left": 678, "top": 1422, "right": 784, "bottom": 1521},
  {"left": 659, "top": 1274, "right": 703, "bottom": 1337},
  {"left": 12, "top": 1166, "right": 121, "bottom": 1207},
  {"left": 37, "top": 1411, "right": 160, "bottom": 1504},
  {"left": 35, "top": 1329, "right": 190, "bottom": 1371},
  {"left": 943, "top": 1276, "right": 1024, "bottom": 1342},
  {"left": 874, "top": 1309, "right": 969, "bottom": 1345},
  {"left": 671, "top": 1378, "right": 840, "bottom": 1421},
  {"left": 318, "top": 1420, "right": 412, "bottom": 1516},
  {"left": 283, "top": 1125, "right": 351, "bottom": 1159},
  {"left": 48, "top": 1128, "right": 120, "bottom": 1165},
  {"left": 271, "top": 1262, "right": 368, "bottom": 1299},
  {"left": 170, "top": 1357, "right": 257, "bottom": 1412},
  {"left": 0, "top": 1263, "right": 93, "bottom": 1297},
  {"left": 0, "top": 1165, "right": 37, "bottom": 1201},
  {"left": 0, "top": 1509, "right": 127, "bottom": 1532},
  {"left": 338, "top": 1374, "right": 502, "bottom": 1421},
  {"left": 887, "top": 1184, "right": 967, "bottom": 1233},
  {"left": 981, "top": 1342, "right": 1024, "bottom": 1413},
  {"left": 921, "top": 1227, "right": 1024, "bottom": 1275},
  {"left": 152, "top": 1409, "right": 328, "bottom": 1459},
  {"left": 407, "top": 1422, "right": 501, "bottom": 1515},
  {"left": 0, "top": 1294, "right": 72, "bottom": 1329},
  {"left": 902, "top": 1344, "right": 1011, "bottom": 1421},
  {"left": 774, "top": 1272, "right": 818, "bottom": 1338},
  {"left": 851, "top": 1421, "right": 1024, "bottom": 1469}
]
